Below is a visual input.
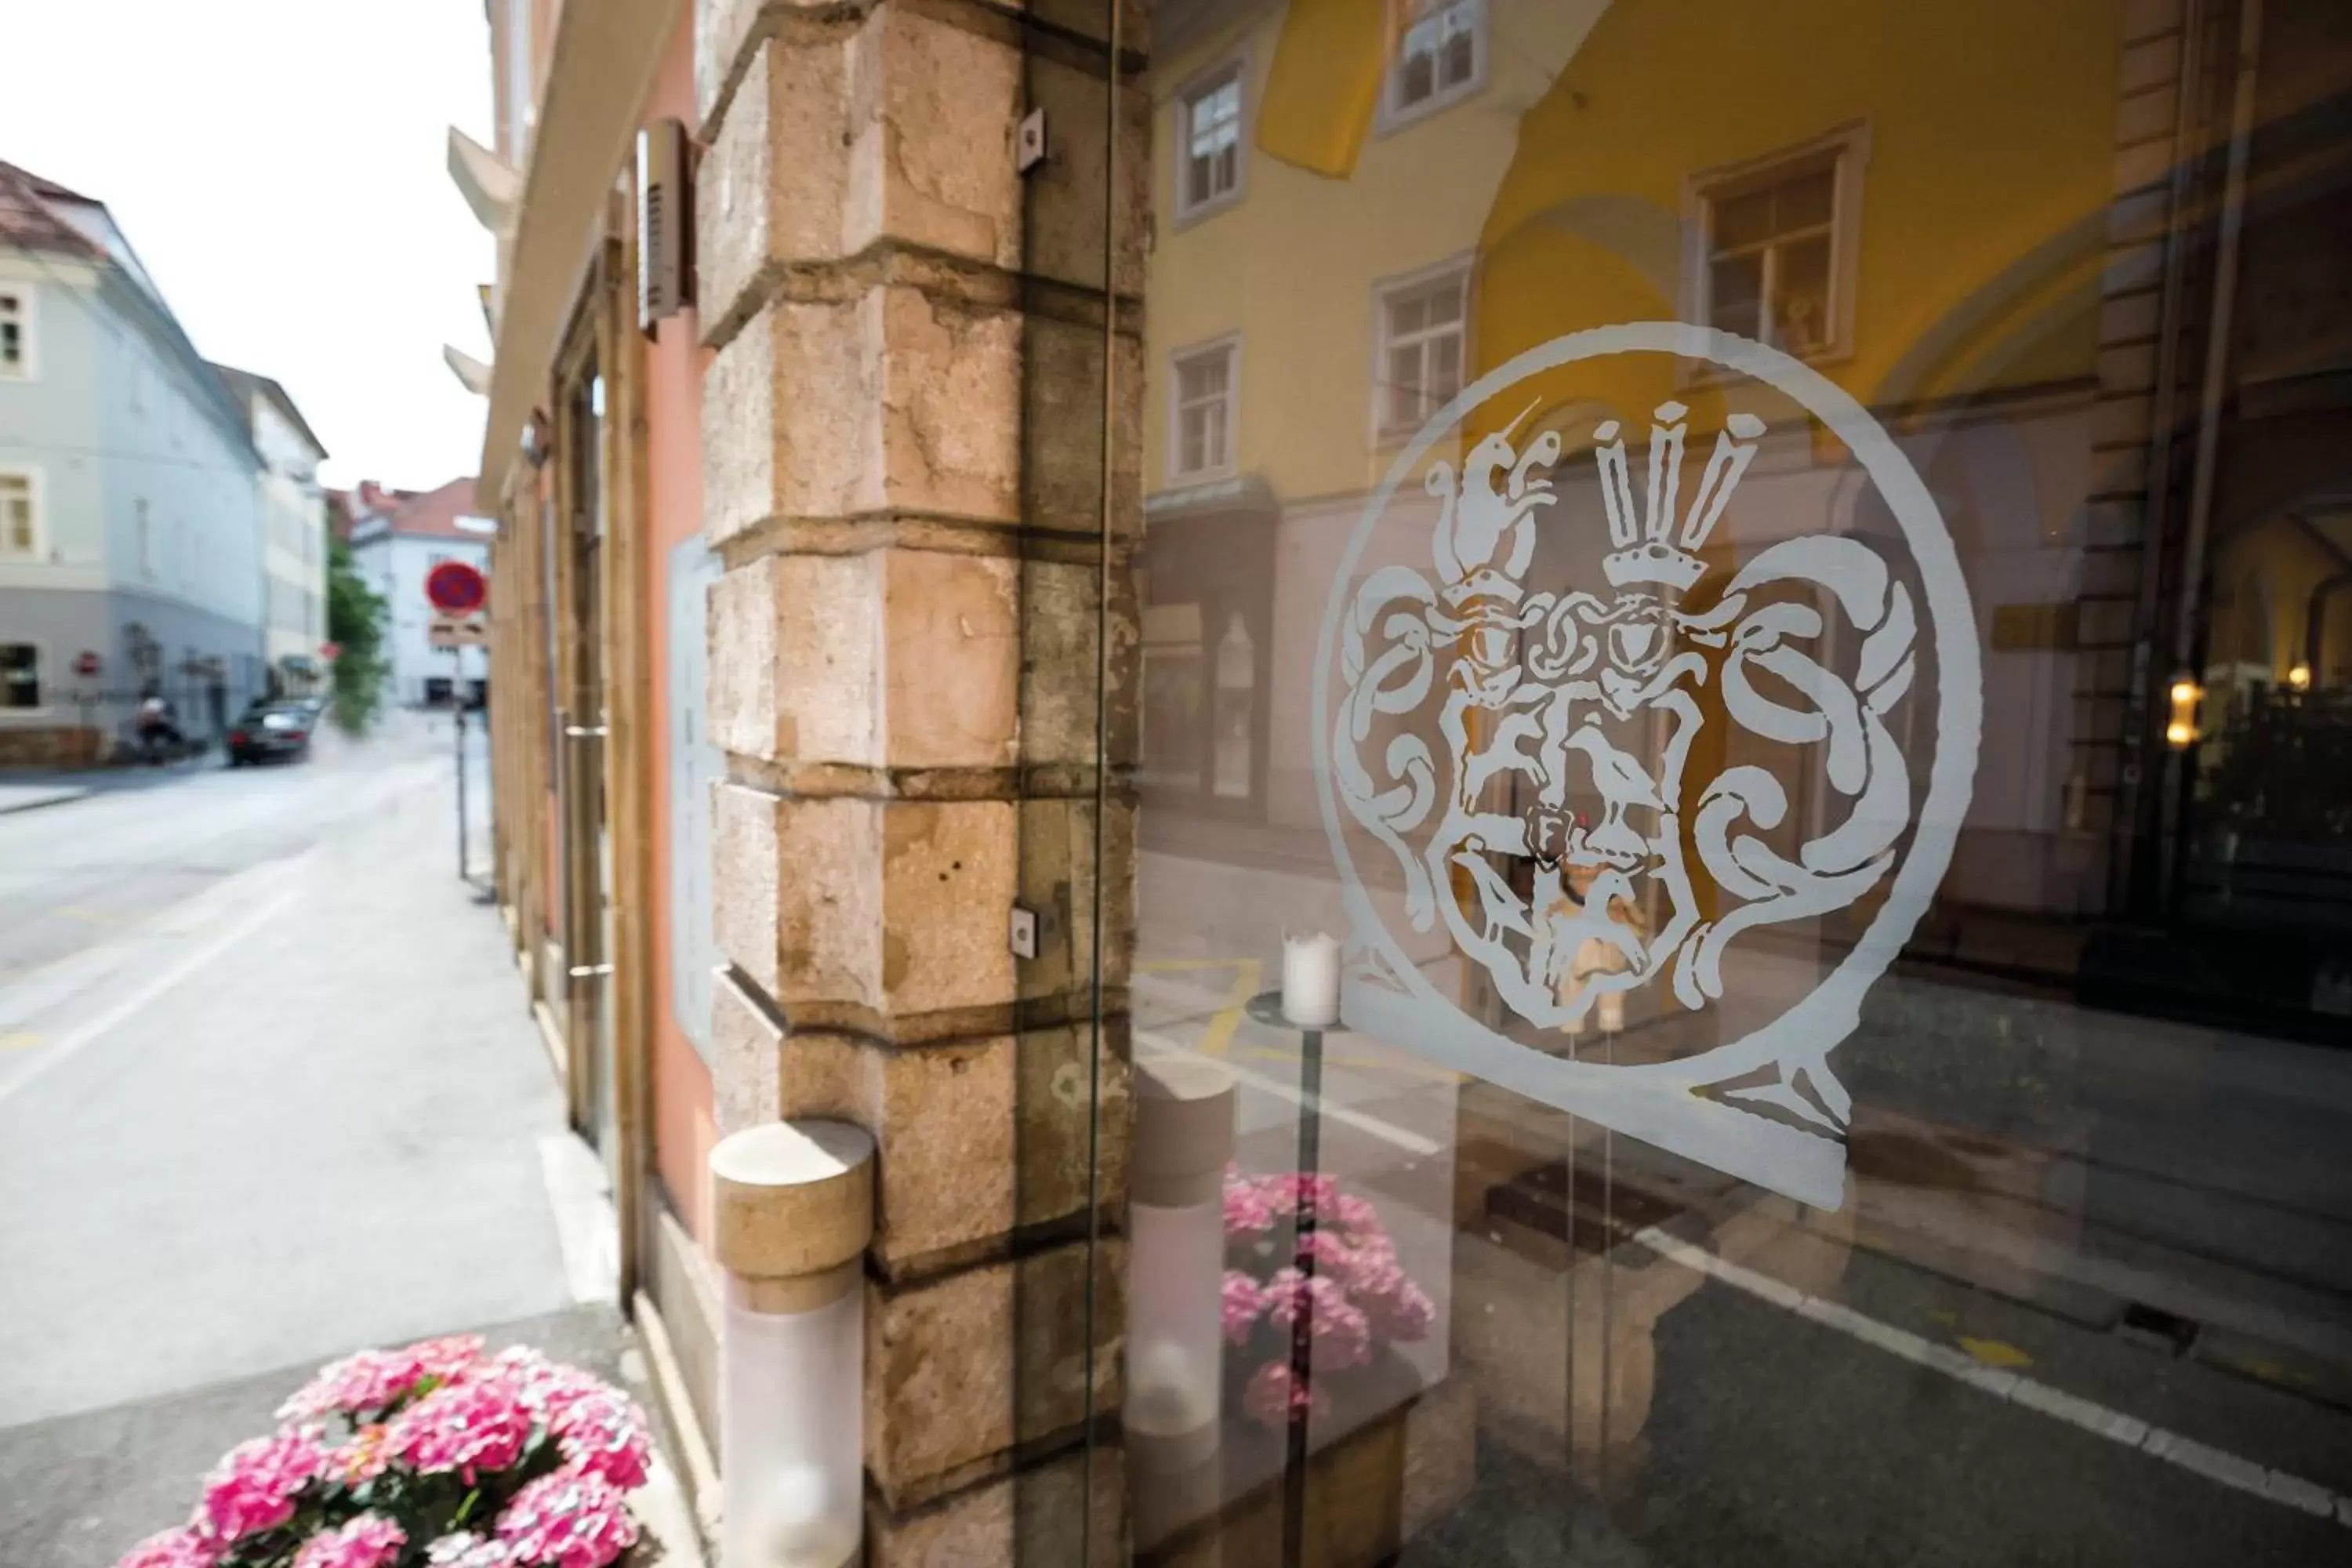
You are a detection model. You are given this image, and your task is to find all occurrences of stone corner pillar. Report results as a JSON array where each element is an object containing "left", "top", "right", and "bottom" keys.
[{"left": 692, "top": 0, "right": 1147, "bottom": 1560}]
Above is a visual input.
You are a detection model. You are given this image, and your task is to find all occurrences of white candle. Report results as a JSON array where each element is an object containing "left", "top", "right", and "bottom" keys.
[
  {"left": 1597, "top": 989, "right": 1625, "bottom": 1034},
  {"left": 1281, "top": 931, "right": 1341, "bottom": 1028}
]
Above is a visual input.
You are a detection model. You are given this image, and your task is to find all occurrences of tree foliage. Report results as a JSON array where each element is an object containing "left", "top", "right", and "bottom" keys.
[{"left": 325, "top": 531, "right": 390, "bottom": 735}]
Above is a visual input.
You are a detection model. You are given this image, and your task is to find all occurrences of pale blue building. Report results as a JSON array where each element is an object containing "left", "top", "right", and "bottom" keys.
[{"left": 0, "top": 159, "right": 267, "bottom": 764}]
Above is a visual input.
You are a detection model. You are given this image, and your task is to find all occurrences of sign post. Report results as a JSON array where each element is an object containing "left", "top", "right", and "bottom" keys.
[{"left": 425, "top": 561, "right": 489, "bottom": 880}]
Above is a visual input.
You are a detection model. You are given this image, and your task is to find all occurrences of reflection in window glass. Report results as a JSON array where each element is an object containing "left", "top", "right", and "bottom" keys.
[
  {"left": 1212, "top": 611, "right": 1255, "bottom": 799},
  {"left": 1379, "top": 268, "right": 1468, "bottom": 436},
  {"left": 1182, "top": 69, "right": 1243, "bottom": 215},
  {"left": 1391, "top": 0, "right": 1482, "bottom": 118},
  {"left": 1173, "top": 343, "right": 1236, "bottom": 477},
  {"left": 1703, "top": 156, "right": 1841, "bottom": 354}
]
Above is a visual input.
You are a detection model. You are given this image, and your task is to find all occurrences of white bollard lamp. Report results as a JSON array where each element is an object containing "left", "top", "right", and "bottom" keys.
[{"left": 711, "top": 1119, "right": 876, "bottom": 1568}]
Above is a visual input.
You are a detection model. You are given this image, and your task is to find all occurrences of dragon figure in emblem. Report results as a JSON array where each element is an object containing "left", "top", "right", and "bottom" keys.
[{"left": 1332, "top": 398, "right": 1923, "bottom": 1132}]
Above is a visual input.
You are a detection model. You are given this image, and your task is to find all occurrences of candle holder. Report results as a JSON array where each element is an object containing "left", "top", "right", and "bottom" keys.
[
  {"left": 710, "top": 1119, "right": 875, "bottom": 1568},
  {"left": 1244, "top": 986, "right": 1345, "bottom": 1568}
]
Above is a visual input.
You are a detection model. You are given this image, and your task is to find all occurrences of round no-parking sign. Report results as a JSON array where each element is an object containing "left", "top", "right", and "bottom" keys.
[{"left": 425, "top": 560, "right": 488, "bottom": 614}]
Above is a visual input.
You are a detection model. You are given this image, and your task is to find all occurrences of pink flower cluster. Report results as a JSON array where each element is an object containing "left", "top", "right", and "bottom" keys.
[
  {"left": 278, "top": 1336, "right": 485, "bottom": 1423},
  {"left": 198, "top": 1428, "right": 328, "bottom": 1541},
  {"left": 117, "top": 1530, "right": 218, "bottom": 1568},
  {"left": 118, "top": 1334, "right": 655, "bottom": 1568},
  {"left": 385, "top": 1377, "right": 536, "bottom": 1484},
  {"left": 292, "top": 1515, "right": 405, "bottom": 1568},
  {"left": 1220, "top": 1167, "right": 1436, "bottom": 1429},
  {"left": 495, "top": 1471, "right": 640, "bottom": 1568}
]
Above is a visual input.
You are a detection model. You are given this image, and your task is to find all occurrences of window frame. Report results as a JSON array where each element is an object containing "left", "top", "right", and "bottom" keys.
[
  {"left": 0, "top": 283, "right": 34, "bottom": 381},
  {"left": 1375, "top": 0, "right": 1490, "bottom": 136},
  {"left": 1681, "top": 122, "right": 1871, "bottom": 375},
  {"left": 0, "top": 466, "right": 42, "bottom": 561},
  {"left": 1166, "top": 332, "right": 1243, "bottom": 485},
  {"left": 1370, "top": 253, "right": 1475, "bottom": 445},
  {"left": 1172, "top": 53, "right": 1250, "bottom": 229},
  {"left": 0, "top": 639, "right": 48, "bottom": 717}
]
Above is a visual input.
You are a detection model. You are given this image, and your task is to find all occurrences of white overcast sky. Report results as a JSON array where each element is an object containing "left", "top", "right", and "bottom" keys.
[{"left": 2, "top": 1, "right": 495, "bottom": 491}]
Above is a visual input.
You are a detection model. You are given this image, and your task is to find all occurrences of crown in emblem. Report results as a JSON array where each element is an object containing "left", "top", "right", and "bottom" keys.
[{"left": 1594, "top": 404, "right": 1766, "bottom": 593}]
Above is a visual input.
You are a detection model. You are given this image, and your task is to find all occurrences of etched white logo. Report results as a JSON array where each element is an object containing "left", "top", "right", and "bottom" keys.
[{"left": 1313, "top": 323, "right": 1981, "bottom": 1207}]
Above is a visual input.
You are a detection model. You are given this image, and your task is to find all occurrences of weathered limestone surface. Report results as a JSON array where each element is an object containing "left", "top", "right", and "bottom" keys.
[{"left": 696, "top": 0, "right": 1143, "bottom": 1555}]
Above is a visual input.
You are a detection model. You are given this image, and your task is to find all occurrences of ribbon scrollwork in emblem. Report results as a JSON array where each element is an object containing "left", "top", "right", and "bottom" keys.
[{"left": 1314, "top": 323, "right": 1981, "bottom": 1207}]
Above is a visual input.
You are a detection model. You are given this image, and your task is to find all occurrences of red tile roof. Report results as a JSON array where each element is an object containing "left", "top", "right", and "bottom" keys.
[{"left": 374, "top": 477, "right": 484, "bottom": 541}]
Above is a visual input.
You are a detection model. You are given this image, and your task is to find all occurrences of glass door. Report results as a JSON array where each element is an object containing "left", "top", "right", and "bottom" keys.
[{"left": 1087, "top": 2, "right": 2352, "bottom": 1564}]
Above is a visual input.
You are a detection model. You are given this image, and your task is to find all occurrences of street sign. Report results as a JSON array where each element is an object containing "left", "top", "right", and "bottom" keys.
[
  {"left": 428, "top": 612, "right": 488, "bottom": 649},
  {"left": 74, "top": 651, "right": 101, "bottom": 677},
  {"left": 425, "top": 560, "right": 488, "bottom": 615}
]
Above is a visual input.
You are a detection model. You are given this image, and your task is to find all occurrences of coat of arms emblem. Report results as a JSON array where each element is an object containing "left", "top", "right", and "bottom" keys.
[{"left": 1313, "top": 323, "right": 1981, "bottom": 1206}]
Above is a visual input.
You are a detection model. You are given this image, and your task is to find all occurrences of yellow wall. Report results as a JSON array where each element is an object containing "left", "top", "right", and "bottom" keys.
[
  {"left": 1145, "top": 0, "right": 1610, "bottom": 502},
  {"left": 1145, "top": 0, "right": 2126, "bottom": 488}
]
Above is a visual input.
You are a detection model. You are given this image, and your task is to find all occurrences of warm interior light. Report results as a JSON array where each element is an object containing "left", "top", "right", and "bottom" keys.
[
  {"left": 2169, "top": 679, "right": 2199, "bottom": 706},
  {"left": 2165, "top": 720, "right": 2194, "bottom": 747},
  {"left": 2288, "top": 663, "right": 2313, "bottom": 691}
]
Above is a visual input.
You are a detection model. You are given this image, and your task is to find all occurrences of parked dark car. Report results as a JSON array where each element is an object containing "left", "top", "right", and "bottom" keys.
[{"left": 227, "top": 702, "right": 313, "bottom": 766}]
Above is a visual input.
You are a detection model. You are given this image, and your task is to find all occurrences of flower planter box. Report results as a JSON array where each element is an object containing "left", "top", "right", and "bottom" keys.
[{"left": 1134, "top": 1349, "right": 1476, "bottom": 1568}]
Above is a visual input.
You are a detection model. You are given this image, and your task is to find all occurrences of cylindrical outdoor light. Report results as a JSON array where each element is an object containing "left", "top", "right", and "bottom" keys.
[
  {"left": 1127, "top": 1054, "right": 1238, "bottom": 1549},
  {"left": 1127, "top": 1054, "right": 1238, "bottom": 1446},
  {"left": 711, "top": 1119, "right": 875, "bottom": 1568}
]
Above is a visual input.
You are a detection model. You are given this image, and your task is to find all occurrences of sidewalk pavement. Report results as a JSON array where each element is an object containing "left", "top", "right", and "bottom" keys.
[{"left": 0, "top": 738, "right": 697, "bottom": 1566}]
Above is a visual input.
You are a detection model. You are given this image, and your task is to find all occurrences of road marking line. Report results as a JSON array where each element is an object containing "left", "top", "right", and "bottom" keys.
[
  {"left": 1630, "top": 1225, "right": 2351, "bottom": 1527},
  {"left": 1197, "top": 960, "right": 1261, "bottom": 1059},
  {"left": 0, "top": 870, "right": 305, "bottom": 1112},
  {"left": 1135, "top": 1029, "right": 1442, "bottom": 1157}
]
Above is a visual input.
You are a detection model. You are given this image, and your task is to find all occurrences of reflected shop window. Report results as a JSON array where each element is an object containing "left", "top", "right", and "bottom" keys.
[{"left": 1111, "top": 1, "right": 2352, "bottom": 1566}]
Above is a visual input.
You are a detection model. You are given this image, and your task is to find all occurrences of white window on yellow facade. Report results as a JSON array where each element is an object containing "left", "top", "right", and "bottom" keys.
[
  {"left": 1177, "top": 64, "right": 1244, "bottom": 222},
  {"left": 1690, "top": 127, "right": 1867, "bottom": 361},
  {"left": 1384, "top": 0, "right": 1485, "bottom": 129},
  {"left": 0, "top": 471, "right": 38, "bottom": 559},
  {"left": 1375, "top": 262, "right": 1470, "bottom": 439},
  {"left": 1170, "top": 337, "right": 1239, "bottom": 481}
]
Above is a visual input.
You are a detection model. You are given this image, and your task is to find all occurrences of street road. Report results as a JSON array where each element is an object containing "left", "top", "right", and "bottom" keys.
[{"left": 0, "top": 714, "right": 597, "bottom": 1564}]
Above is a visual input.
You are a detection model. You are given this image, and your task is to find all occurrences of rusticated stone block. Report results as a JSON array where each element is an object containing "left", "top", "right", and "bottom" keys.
[
  {"left": 709, "top": 548, "right": 1018, "bottom": 769},
  {"left": 778, "top": 1032, "right": 1018, "bottom": 1265},
  {"left": 1015, "top": 1019, "right": 1132, "bottom": 1229},
  {"left": 710, "top": 552, "right": 880, "bottom": 764},
  {"left": 865, "top": 1238, "right": 1123, "bottom": 1504},
  {"left": 703, "top": 286, "right": 1022, "bottom": 540},
  {"left": 884, "top": 550, "right": 1019, "bottom": 769},
  {"left": 1015, "top": 794, "right": 1136, "bottom": 1007},
  {"left": 882, "top": 797, "right": 1018, "bottom": 1016},
  {"left": 717, "top": 792, "right": 1017, "bottom": 1022},
  {"left": 712, "top": 780, "right": 784, "bottom": 996},
  {"left": 1022, "top": 43, "right": 1151, "bottom": 299},
  {"left": 867, "top": 1443, "right": 1126, "bottom": 1568},
  {"left": 698, "top": 31, "right": 851, "bottom": 331},
  {"left": 711, "top": 964, "right": 784, "bottom": 1135},
  {"left": 866, "top": 1262, "right": 1014, "bottom": 1497},
  {"left": 1018, "top": 555, "right": 1141, "bottom": 771},
  {"left": 1024, "top": 314, "right": 1144, "bottom": 539},
  {"left": 845, "top": 3, "right": 1022, "bottom": 270}
]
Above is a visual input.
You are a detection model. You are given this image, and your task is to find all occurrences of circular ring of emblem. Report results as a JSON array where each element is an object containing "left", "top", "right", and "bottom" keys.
[{"left": 1310, "top": 321, "right": 1982, "bottom": 1204}]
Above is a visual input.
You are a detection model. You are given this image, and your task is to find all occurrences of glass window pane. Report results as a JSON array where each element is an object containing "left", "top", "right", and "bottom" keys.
[
  {"left": 1711, "top": 251, "right": 1763, "bottom": 336},
  {"left": 1392, "top": 293, "right": 1428, "bottom": 336},
  {"left": 1775, "top": 234, "right": 1832, "bottom": 351},
  {"left": 1712, "top": 186, "right": 1776, "bottom": 251},
  {"left": 1777, "top": 165, "right": 1836, "bottom": 230}
]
